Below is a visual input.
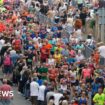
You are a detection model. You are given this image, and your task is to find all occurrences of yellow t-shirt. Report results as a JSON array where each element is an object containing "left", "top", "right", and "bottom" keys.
[
  {"left": 0, "top": 0, "right": 3, "bottom": 5},
  {"left": 54, "top": 54, "right": 62, "bottom": 63},
  {"left": 93, "top": 93, "right": 105, "bottom": 105}
]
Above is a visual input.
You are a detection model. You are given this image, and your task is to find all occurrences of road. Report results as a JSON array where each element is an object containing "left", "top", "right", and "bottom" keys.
[
  {"left": 12, "top": 87, "right": 31, "bottom": 105},
  {"left": 0, "top": 70, "right": 31, "bottom": 105}
]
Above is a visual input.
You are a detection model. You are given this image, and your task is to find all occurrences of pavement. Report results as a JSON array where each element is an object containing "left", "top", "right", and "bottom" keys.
[{"left": 0, "top": 70, "right": 31, "bottom": 105}]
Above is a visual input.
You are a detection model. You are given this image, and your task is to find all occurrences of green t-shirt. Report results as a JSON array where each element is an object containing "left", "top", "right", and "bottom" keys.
[
  {"left": 0, "top": 7, "right": 6, "bottom": 12},
  {"left": 38, "top": 67, "right": 48, "bottom": 73},
  {"left": 93, "top": 93, "right": 105, "bottom": 105},
  {"left": 51, "top": 46, "right": 56, "bottom": 52}
]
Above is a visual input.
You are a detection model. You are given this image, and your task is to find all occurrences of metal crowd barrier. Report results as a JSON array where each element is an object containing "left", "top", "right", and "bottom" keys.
[
  {"left": 36, "top": 12, "right": 55, "bottom": 26},
  {"left": 83, "top": 45, "right": 93, "bottom": 58}
]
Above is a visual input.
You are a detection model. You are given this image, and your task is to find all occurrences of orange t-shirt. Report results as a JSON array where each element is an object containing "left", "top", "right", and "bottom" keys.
[
  {"left": 45, "top": 43, "right": 52, "bottom": 54},
  {"left": 23, "top": 11, "right": 29, "bottom": 17},
  {"left": 12, "top": 15, "right": 18, "bottom": 23},
  {"left": 93, "top": 52, "right": 99, "bottom": 64}
]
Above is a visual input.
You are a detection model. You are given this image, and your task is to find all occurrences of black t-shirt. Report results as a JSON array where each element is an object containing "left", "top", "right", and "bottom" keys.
[
  {"left": 0, "top": 46, "right": 9, "bottom": 56},
  {"left": 79, "top": 12, "right": 87, "bottom": 25},
  {"left": 71, "top": 80, "right": 79, "bottom": 86},
  {"left": 58, "top": 74, "right": 64, "bottom": 82},
  {"left": 38, "top": 0, "right": 43, "bottom": 4},
  {"left": 40, "top": 5, "right": 49, "bottom": 15},
  {"left": 26, "top": 53, "right": 34, "bottom": 63},
  {"left": 58, "top": 26, "right": 63, "bottom": 30}
]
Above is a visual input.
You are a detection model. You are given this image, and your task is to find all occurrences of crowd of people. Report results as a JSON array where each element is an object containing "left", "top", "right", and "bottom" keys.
[{"left": 0, "top": 0, "right": 105, "bottom": 105}]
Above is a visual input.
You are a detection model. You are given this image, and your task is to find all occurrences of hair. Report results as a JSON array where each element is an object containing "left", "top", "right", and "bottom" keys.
[
  {"left": 62, "top": 100, "right": 68, "bottom": 105},
  {"left": 43, "top": 80, "right": 48, "bottom": 86},
  {"left": 49, "top": 96, "right": 55, "bottom": 100},
  {"left": 74, "top": 19, "right": 82, "bottom": 29},
  {"left": 48, "top": 99, "right": 55, "bottom": 105}
]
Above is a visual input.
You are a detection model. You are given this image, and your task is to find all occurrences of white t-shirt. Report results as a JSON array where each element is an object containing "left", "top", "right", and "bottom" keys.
[
  {"left": 46, "top": 91, "right": 55, "bottom": 103},
  {"left": 98, "top": 46, "right": 105, "bottom": 58},
  {"left": 30, "top": 81, "right": 39, "bottom": 96},
  {"left": 75, "top": 29, "right": 82, "bottom": 40},
  {"left": 38, "top": 85, "right": 46, "bottom": 101},
  {"left": 38, "top": 43, "right": 42, "bottom": 48},
  {"left": 0, "top": 39, "right": 5, "bottom": 50},
  {"left": 15, "top": 30, "right": 21, "bottom": 36},
  {"left": 60, "top": 85, "right": 67, "bottom": 91},
  {"left": 48, "top": 59, "right": 55, "bottom": 65},
  {"left": 86, "top": 39, "right": 94, "bottom": 46},
  {"left": 10, "top": 50, "right": 16, "bottom": 55},
  {"left": 76, "top": 54, "right": 84, "bottom": 62},
  {"left": 33, "top": 37, "right": 40, "bottom": 42},
  {"left": 53, "top": 93, "right": 63, "bottom": 105}
]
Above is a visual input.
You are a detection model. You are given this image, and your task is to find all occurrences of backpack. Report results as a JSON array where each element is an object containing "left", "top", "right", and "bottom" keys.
[{"left": 4, "top": 55, "right": 11, "bottom": 66}]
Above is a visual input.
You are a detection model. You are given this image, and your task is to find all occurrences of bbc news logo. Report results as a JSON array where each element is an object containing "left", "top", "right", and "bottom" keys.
[{"left": 0, "top": 91, "right": 14, "bottom": 97}]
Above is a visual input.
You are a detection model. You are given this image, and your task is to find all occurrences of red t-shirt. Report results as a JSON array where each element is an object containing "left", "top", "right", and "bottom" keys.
[
  {"left": 40, "top": 47, "right": 48, "bottom": 59},
  {"left": 0, "top": 84, "right": 13, "bottom": 99}
]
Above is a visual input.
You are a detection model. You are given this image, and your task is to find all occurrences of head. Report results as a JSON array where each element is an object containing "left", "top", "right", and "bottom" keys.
[
  {"left": 62, "top": 100, "right": 68, "bottom": 105},
  {"left": 43, "top": 80, "right": 48, "bottom": 86},
  {"left": 49, "top": 55, "right": 53, "bottom": 59},
  {"left": 3, "top": 79, "right": 7, "bottom": 84},
  {"left": 55, "top": 50, "right": 60, "bottom": 54},
  {"left": 98, "top": 87, "right": 103, "bottom": 94},
  {"left": 48, "top": 99, "right": 54, "bottom": 105},
  {"left": 81, "top": 91, "right": 86, "bottom": 97}
]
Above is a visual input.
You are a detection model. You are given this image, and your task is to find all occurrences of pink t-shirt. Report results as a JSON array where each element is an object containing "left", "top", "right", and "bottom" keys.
[
  {"left": 69, "top": 50, "right": 75, "bottom": 57},
  {"left": 82, "top": 68, "right": 91, "bottom": 79}
]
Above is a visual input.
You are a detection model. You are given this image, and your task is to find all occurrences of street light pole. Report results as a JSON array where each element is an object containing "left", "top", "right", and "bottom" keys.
[{"left": 98, "top": 0, "right": 105, "bottom": 42}]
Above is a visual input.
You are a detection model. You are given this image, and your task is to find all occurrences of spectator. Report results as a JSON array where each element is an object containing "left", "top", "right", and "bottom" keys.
[{"left": 30, "top": 78, "right": 39, "bottom": 105}]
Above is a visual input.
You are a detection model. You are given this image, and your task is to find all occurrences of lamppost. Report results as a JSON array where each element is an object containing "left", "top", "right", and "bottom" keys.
[{"left": 98, "top": 0, "right": 105, "bottom": 42}]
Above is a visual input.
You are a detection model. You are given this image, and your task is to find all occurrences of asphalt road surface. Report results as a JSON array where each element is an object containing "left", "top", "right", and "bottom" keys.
[
  {"left": 0, "top": 70, "right": 31, "bottom": 105},
  {"left": 12, "top": 87, "right": 31, "bottom": 105}
]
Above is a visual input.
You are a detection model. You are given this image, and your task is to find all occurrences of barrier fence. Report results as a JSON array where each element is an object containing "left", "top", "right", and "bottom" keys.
[{"left": 83, "top": 45, "right": 93, "bottom": 58}]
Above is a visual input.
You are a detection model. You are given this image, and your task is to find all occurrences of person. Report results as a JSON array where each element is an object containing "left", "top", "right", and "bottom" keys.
[
  {"left": 0, "top": 79, "right": 13, "bottom": 105},
  {"left": 93, "top": 49, "right": 100, "bottom": 65},
  {"left": 98, "top": 42, "right": 105, "bottom": 65},
  {"left": 81, "top": 64, "right": 92, "bottom": 82},
  {"left": 75, "top": 50, "right": 85, "bottom": 63},
  {"left": 3, "top": 51, "right": 12, "bottom": 79},
  {"left": 47, "top": 55, "right": 55, "bottom": 66},
  {"left": 38, "top": 80, "right": 48, "bottom": 105},
  {"left": 86, "top": 35, "right": 95, "bottom": 49},
  {"left": 30, "top": 78, "right": 39, "bottom": 105},
  {"left": 46, "top": 87, "right": 55, "bottom": 103},
  {"left": 78, "top": 91, "right": 88, "bottom": 105},
  {"left": 77, "top": 0, "right": 84, "bottom": 10},
  {"left": 93, "top": 87, "right": 105, "bottom": 105},
  {"left": 53, "top": 91, "right": 63, "bottom": 105}
]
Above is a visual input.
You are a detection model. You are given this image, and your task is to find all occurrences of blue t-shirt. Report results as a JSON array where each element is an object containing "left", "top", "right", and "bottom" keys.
[
  {"left": 30, "top": 33, "right": 36, "bottom": 39},
  {"left": 51, "top": 26, "right": 58, "bottom": 32},
  {"left": 26, "top": 45, "right": 35, "bottom": 50},
  {"left": 37, "top": 79, "right": 43, "bottom": 86},
  {"left": 22, "top": 34, "right": 27, "bottom": 40},
  {"left": 66, "top": 58, "right": 76, "bottom": 64}
]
